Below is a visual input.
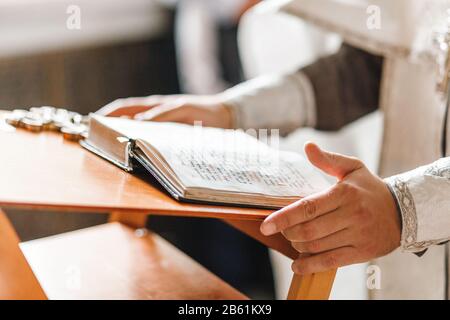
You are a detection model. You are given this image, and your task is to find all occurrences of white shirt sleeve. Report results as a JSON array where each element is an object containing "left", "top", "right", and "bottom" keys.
[
  {"left": 385, "top": 157, "right": 450, "bottom": 253},
  {"left": 219, "top": 71, "right": 316, "bottom": 135}
]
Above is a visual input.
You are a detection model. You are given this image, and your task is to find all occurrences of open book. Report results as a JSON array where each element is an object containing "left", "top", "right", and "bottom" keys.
[{"left": 81, "top": 115, "right": 329, "bottom": 209}]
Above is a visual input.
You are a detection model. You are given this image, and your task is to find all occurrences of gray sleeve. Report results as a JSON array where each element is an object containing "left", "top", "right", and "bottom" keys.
[
  {"left": 220, "top": 44, "right": 383, "bottom": 134},
  {"left": 302, "top": 44, "right": 384, "bottom": 131},
  {"left": 221, "top": 71, "right": 316, "bottom": 136}
]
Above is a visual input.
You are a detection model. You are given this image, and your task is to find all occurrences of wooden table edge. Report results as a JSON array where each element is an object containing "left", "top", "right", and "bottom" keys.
[{"left": 0, "top": 202, "right": 271, "bottom": 221}]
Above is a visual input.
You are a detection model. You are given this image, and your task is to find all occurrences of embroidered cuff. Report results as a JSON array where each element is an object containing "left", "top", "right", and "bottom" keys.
[
  {"left": 385, "top": 177, "right": 430, "bottom": 253},
  {"left": 385, "top": 158, "right": 450, "bottom": 254}
]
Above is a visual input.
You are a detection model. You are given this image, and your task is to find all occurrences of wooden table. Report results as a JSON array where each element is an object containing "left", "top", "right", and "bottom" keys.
[{"left": 0, "top": 113, "right": 336, "bottom": 300}]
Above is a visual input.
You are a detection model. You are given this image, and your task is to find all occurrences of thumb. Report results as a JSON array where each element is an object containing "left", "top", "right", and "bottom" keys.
[{"left": 304, "top": 142, "right": 364, "bottom": 180}]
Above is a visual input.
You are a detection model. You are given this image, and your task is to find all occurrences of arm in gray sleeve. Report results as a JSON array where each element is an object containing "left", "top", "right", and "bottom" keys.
[
  {"left": 220, "top": 71, "right": 316, "bottom": 136},
  {"left": 385, "top": 157, "right": 450, "bottom": 254},
  {"left": 302, "top": 44, "right": 383, "bottom": 131},
  {"left": 221, "top": 44, "right": 383, "bottom": 134}
]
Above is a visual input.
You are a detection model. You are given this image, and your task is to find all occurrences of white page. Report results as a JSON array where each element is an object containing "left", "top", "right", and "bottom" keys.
[
  {"left": 94, "top": 115, "right": 330, "bottom": 197},
  {"left": 159, "top": 143, "right": 330, "bottom": 197}
]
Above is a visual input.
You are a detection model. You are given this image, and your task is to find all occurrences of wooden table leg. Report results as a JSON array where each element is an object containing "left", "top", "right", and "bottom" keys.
[
  {"left": 225, "top": 219, "right": 337, "bottom": 300},
  {"left": 0, "top": 209, "right": 47, "bottom": 300},
  {"left": 225, "top": 219, "right": 298, "bottom": 259},
  {"left": 287, "top": 271, "right": 336, "bottom": 300},
  {"left": 109, "top": 211, "right": 148, "bottom": 228}
]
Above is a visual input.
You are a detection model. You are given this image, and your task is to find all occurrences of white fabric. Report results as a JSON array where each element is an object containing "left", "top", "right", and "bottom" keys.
[
  {"left": 273, "top": 0, "right": 446, "bottom": 59},
  {"left": 174, "top": 0, "right": 254, "bottom": 94},
  {"left": 237, "top": 3, "right": 341, "bottom": 79},
  {"left": 387, "top": 158, "right": 450, "bottom": 253},
  {"left": 235, "top": 3, "right": 375, "bottom": 299},
  {"left": 236, "top": 0, "right": 450, "bottom": 299},
  {"left": 222, "top": 72, "right": 316, "bottom": 133}
]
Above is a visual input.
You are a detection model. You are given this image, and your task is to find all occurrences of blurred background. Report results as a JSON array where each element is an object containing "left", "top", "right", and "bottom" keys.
[{"left": 0, "top": 0, "right": 382, "bottom": 299}]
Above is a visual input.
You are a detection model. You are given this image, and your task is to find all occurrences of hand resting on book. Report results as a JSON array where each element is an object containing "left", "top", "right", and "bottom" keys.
[{"left": 96, "top": 95, "right": 233, "bottom": 129}]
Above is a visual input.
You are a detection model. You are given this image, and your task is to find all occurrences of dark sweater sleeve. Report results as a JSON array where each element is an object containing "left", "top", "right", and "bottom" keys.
[{"left": 302, "top": 44, "right": 384, "bottom": 131}]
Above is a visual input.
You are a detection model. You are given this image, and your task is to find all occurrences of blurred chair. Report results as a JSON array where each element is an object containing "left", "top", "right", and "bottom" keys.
[{"left": 175, "top": 0, "right": 255, "bottom": 94}]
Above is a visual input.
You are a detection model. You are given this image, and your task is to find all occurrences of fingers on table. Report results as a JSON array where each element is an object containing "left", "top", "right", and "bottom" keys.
[
  {"left": 282, "top": 207, "right": 350, "bottom": 242},
  {"left": 261, "top": 185, "right": 345, "bottom": 236}
]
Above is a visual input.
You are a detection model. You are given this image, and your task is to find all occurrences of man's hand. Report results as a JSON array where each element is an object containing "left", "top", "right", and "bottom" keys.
[
  {"left": 96, "top": 95, "right": 233, "bottom": 129},
  {"left": 260, "top": 143, "right": 401, "bottom": 275}
]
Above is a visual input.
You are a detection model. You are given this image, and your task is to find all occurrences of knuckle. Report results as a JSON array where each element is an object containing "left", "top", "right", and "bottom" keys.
[
  {"left": 337, "top": 182, "right": 352, "bottom": 195},
  {"left": 302, "top": 199, "right": 317, "bottom": 220},
  {"left": 349, "top": 184, "right": 360, "bottom": 195},
  {"left": 327, "top": 185, "right": 341, "bottom": 199},
  {"left": 351, "top": 157, "right": 365, "bottom": 168},
  {"left": 327, "top": 152, "right": 339, "bottom": 164},
  {"left": 349, "top": 186, "right": 364, "bottom": 203}
]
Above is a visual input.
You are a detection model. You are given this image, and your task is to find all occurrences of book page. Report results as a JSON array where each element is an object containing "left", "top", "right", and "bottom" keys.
[
  {"left": 159, "top": 144, "right": 330, "bottom": 197},
  {"left": 94, "top": 115, "right": 330, "bottom": 198}
]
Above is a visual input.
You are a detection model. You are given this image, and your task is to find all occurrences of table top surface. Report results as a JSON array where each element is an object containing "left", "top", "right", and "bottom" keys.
[{"left": 0, "top": 113, "right": 272, "bottom": 221}]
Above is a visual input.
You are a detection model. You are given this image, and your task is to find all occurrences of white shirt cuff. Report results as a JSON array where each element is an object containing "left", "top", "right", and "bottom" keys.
[
  {"left": 220, "top": 71, "right": 316, "bottom": 135},
  {"left": 386, "top": 158, "right": 450, "bottom": 253}
]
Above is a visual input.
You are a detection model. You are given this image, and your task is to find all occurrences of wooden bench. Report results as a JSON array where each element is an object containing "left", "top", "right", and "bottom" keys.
[{"left": 1, "top": 210, "right": 246, "bottom": 300}]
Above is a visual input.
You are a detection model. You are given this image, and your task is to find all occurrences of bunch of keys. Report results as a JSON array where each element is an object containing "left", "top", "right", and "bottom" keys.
[{"left": 5, "top": 106, "right": 89, "bottom": 141}]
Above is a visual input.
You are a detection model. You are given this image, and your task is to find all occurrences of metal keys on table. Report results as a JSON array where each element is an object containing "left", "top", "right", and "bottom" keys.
[{"left": 5, "top": 106, "right": 89, "bottom": 141}]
